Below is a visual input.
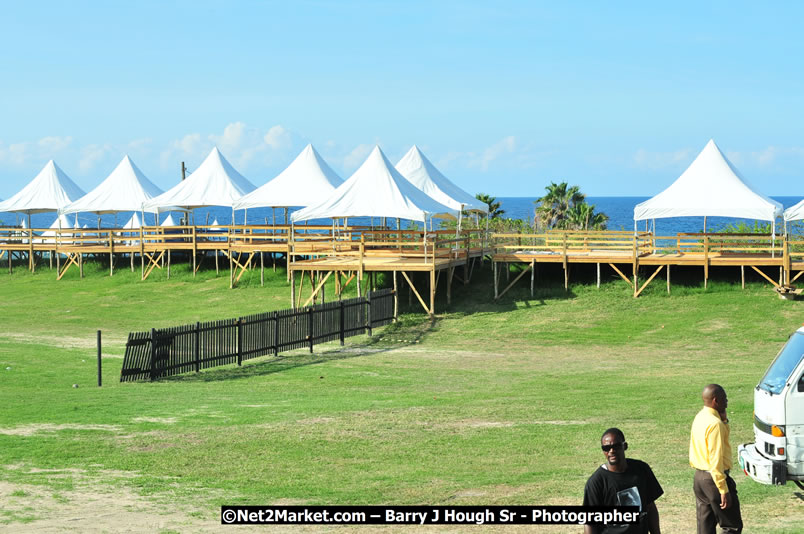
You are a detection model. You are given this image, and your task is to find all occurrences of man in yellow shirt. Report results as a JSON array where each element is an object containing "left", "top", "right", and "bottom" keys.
[{"left": 689, "top": 384, "right": 742, "bottom": 533}]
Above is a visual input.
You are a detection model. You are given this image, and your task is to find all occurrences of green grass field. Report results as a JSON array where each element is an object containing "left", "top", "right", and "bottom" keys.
[{"left": 1, "top": 258, "right": 803, "bottom": 532}]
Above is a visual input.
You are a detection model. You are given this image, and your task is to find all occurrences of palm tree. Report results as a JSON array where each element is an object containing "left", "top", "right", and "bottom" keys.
[
  {"left": 567, "top": 201, "right": 609, "bottom": 230},
  {"left": 475, "top": 193, "right": 505, "bottom": 219},
  {"left": 534, "top": 182, "right": 585, "bottom": 229}
]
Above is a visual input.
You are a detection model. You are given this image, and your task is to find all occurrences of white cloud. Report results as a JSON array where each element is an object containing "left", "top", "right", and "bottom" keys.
[
  {"left": 37, "top": 136, "right": 73, "bottom": 153},
  {"left": 342, "top": 143, "right": 374, "bottom": 171},
  {"left": 79, "top": 143, "right": 115, "bottom": 172},
  {"left": 632, "top": 148, "right": 693, "bottom": 171},
  {"left": 477, "top": 136, "right": 516, "bottom": 171},
  {"left": 161, "top": 123, "right": 303, "bottom": 173}
]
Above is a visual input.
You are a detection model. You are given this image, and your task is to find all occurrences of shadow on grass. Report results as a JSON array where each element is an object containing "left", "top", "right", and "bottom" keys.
[{"left": 161, "top": 321, "right": 435, "bottom": 384}]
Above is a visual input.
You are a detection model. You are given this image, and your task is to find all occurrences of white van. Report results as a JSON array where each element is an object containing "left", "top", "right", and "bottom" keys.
[{"left": 738, "top": 327, "right": 804, "bottom": 489}]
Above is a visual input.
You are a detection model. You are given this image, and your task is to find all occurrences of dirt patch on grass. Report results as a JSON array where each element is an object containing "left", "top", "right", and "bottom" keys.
[
  {"left": 0, "top": 424, "right": 122, "bottom": 437},
  {"left": 0, "top": 480, "right": 223, "bottom": 533},
  {"left": 130, "top": 417, "right": 178, "bottom": 424}
]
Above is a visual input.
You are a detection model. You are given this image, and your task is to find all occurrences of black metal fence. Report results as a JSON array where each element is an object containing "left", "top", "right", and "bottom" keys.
[{"left": 120, "top": 288, "right": 395, "bottom": 382}]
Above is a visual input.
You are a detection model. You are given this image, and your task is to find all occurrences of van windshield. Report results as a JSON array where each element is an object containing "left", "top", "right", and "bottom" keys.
[{"left": 760, "top": 332, "right": 804, "bottom": 394}]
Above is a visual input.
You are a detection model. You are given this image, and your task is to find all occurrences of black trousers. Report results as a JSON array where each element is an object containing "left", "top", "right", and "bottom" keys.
[{"left": 693, "top": 469, "right": 743, "bottom": 534}]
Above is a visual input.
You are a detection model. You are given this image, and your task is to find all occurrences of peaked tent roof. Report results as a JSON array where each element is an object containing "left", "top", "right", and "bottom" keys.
[
  {"left": 61, "top": 155, "right": 164, "bottom": 215},
  {"left": 395, "top": 145, "right": 487, "bottom": 213},
  {"left": 143, "top": 147, "right": 256, "bottom": 211},
  {"left": 634, "top": 139, "right": 782, "bottom": 222},
  {"left": 0, "top": 160, "right": 85, "bottom": 214},
  {"left": 292, "top": 146, "right": 458, "bottom": 223},
  {"left": 784, "top": 201, "right": 804, "bottom": 222},
  {"left": 160, "top": 213, "right": 179, "bottom": 226},
  {"left": 122, "top": 212, "right": 143, "bottom": 229},
  {"left": 234, "top": 144, "right": 343, "bottom": 210}
]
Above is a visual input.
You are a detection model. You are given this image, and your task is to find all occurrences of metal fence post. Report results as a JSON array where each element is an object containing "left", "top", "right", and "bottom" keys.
[
  {"left": 97, "top": 330, "right": 102, "bottom": 387},
  {"left": 366, "top": 292, "right": 372, "bottom": 337},
  {"left": 149, "top": 328, "right": 156, "bottom": 381},
  {"left": 273, "top": 311, "right": 280, "bottom": 356},
  {"left": 194, "top": 322, "right": 201, "bottom": 373},
  {"left": 237, "top": 318, "right": 243, "bottom": 366},
  {"left": 339, "top": 301, "right": 345, "bottom": 346},
  {"left": 308, "top": 306, "right": 314, "bottom": 353}
]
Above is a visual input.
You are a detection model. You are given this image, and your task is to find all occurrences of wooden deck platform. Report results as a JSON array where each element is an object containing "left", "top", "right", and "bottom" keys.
[{"left": 492, "top": 231, "right": 802, "bottom": 299}]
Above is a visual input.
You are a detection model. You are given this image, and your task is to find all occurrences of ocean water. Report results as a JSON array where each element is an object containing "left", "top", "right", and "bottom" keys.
[{"left": 2, "top": 197, "right": 802, "bottom": 235}]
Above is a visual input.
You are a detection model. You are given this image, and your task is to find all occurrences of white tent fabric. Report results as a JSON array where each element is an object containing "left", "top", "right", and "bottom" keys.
[
  {"left": 160, "top": 213, "right": 179, "bottom": 226},
  {"left": 634, "top": 139, "right": 782, "bottom": 222},
  {"left": 34, "top": 214, "right": 79, "bottom": 244},
  {"left": 783, "top": 200, "right": 804, "bottom": 222},
  {"left": 292, "top": 146, "right": 458, "bottom": 223},
  {"left": 234, "top": 144, "right": 343, "bottom": 210},
  {"left": 122, "top": 212, "right": 143, "bottom": 229},
  {"left": 395, "top": 145, "right": 487, "bottom": 213},
  {"left": 143, "top": 147, "right": 255, "bottom": 211},
  {"left": 61, "top": 155, "right": 164, "bottom": 215},
  {"left": 0, "top": 160, "right": 85, "bottom": 215}
]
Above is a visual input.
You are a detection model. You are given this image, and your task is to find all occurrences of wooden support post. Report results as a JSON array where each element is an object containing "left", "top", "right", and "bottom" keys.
[
  {"left": 49, "top": 251, "right": 53, "bottom": 270},
  {"left": 703, "top": 235, "right": 709, "bottom": 289},
  {"left": 229, "top": 248, "right": 233, "bottom": 289},
  {"left": 260, "top": 251, "right": 264, "bottom": 286},
  {"left": 192, "top": 226, "right": 197, "bottom": 277},
  {"left": 741, "top": 265, "right": 745, "bottom": 289},
  {"left": 28, "top": 229, "right": 34, "bottom": 272},
  {"left": 564, "top": 262, "right": 569, "bottom": 291},
  {"left": 130, "top": 251, "right": 134, "bottom": 272},
  {"left": 596, "top": 262, "right": 601, "bottom": 289},
  {"left": 109, "top": 231, "right": 114, "bottom": 276},
  {"left": 779, "top": 266, "right": 783, "bottom": 287},
  {"left": 446, "top": 266, "right": 453, "bottom": 306},
  {"left": 531, "top": 260, "right": 535, "bottom": 297},
  {"left": 493, "top": 262, "right": 499, "bottom": 300},
  {"left": 215, "top": 250, "right": 219, "bottom": 275},
  {"left": 667, "top": 264, "right": 671, "bottom": 294},
  {"left": 429, "top": 267, "right": 436, "bottom": 318},
  {"left": 79, "top": 253, "right": 83, "bottom": 278},
  {"left": 167, "top": 249, "right": 171, "bottom": 279},
  {"left": 140, "top": 228, "right": 144, "bottom": 279},
  {"left": 290, "top": 270, "right": 296, "bottom": 309}
]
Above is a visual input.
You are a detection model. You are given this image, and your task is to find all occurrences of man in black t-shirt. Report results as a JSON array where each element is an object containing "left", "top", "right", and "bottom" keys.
[{"left": 583, "top": 428, "right": 663, "bottom": 534}]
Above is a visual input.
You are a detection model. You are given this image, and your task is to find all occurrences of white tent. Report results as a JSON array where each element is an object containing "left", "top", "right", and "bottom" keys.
[
  {"left": 160, "top": 213, "right": 179, "bottom": 227},
  {"left": 291, "top": 146, "right": 458, "bottom": 224},
  {"left": 34, "top": 214, "right": 79, "bottom": 244},
  {"left": 0, "top": 160, "right": 85, "bottom": 226},
  {"left": 143, "top": 147, "right": 256, "bottom": 213},
  {"left": 61, "top": 155, "right": 164, "bottom": 215},
  {"left": 395, "top": 145, "right": 487, "bottom": 214},
  {"left": 783, "top": 200, "right": 804, "bottom": 223},
  {"left": 234, "top": 144, "right": 343, "bottom": 211},
  {"left": 122, "top": 212, "right": 143, "bottom": 229},
  {"left": 634, "top": 140, "right": 782, "bottom": 229}
]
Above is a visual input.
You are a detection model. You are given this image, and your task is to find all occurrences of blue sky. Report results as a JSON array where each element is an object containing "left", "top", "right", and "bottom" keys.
[{"left": 1, "top": 1, "right": 803, "bottom": 197}]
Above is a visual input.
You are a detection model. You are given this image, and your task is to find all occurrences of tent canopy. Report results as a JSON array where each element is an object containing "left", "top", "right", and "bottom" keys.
[
  {"left": 0, "top": 160, "right": 85, "bottom": 215},
  {"left": 61, "top": 155, "right": 164, "bottom": 215},
  {"left": 634, "top": 139, "right": 782, "bottom": 222},
  {"left": 291, "top": 146, "right": 458, "bottom": 223},
  {"left": 143, "top": 147, "right": 255, "bottom": 211},
  {"left": 784, "top": 200, "right": 804, "bottom": 222},
  {"left": 234, "top": 144, "right": 343, "bottom": 210},
  {"left": 395, "top": 145, "right": 487, "bottom": 213}
]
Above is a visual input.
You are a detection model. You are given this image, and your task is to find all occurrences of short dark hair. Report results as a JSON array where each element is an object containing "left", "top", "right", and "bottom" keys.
[{"left": 601, "top": 427, "right": 625, "bottom": 443}]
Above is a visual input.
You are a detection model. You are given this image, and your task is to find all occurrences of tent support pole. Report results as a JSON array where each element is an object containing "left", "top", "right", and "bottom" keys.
[{"left": 167, "top": 249, "right": 171, "bottom": 279}]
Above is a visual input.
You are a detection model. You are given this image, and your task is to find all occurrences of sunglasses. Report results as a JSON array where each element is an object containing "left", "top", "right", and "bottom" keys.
[{"left": 601, "top": 442, "right": 625, "bottom": 452}]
